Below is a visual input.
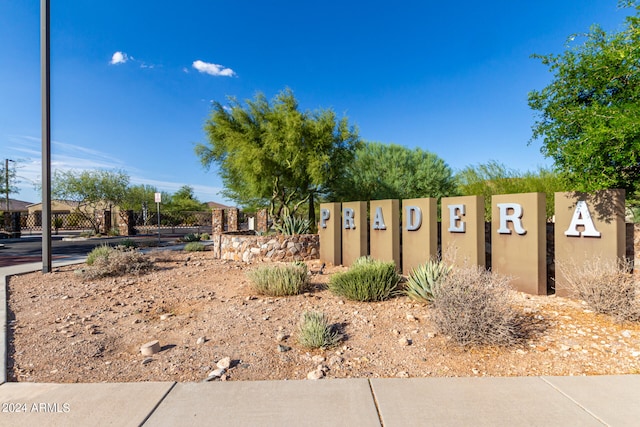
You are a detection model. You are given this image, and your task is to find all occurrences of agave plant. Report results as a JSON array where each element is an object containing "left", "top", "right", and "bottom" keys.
[
  {"left": 405, "top": 259, "right": 453, "bottom": 303},
  {"left": 274, "top": 215, "right": 311, "bottom": 235}
]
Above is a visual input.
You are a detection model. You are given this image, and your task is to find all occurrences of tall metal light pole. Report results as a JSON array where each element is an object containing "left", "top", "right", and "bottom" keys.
[{"left": 41, "top": 0, "right": 52, "bottom": 273}]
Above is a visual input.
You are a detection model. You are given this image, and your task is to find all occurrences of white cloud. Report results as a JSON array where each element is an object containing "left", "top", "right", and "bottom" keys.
[
  {"left": 110, "top": 51, "right": 129, "bottom": 65},
  {"left": 192, "top": 60, "right": 236, "bottom": 77}
]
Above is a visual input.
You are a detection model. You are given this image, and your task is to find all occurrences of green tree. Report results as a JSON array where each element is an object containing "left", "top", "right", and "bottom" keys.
[
  {"left": 331, "top": 141, "right": 457, "bottom": 201},
  {"left": 52, "top": 169, "right": 129, "bottom": 233},
  {"left": 528, "top": 1, "right": 640, "bottom": 199},
  {"left": 121, "top": 184, "right": 159, "bottom": 211},
  {"left": 1, "top": 159, "right": 19, "bottom": 213},
  {"left": 456, "top": 161, "right": 563, "bottom": 220},
  {"left": 165, "top": 185, "right": 206, "bottom": 214},
  {"left": 195, "top": 88, "right": 361, "bottom": 227}
]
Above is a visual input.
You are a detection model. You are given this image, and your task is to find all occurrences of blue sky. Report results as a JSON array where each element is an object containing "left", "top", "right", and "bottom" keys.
[{"left": 0, "top": 1, "right": 633, "bottom": 205}]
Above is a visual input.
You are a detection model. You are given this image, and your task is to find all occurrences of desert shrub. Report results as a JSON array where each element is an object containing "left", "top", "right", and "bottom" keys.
[
  {"left": 431, "top": 267, "right": 525, "bottom": 346},
  {"left": 200, "top": 233, "right": 210, "bottom": 240},
  {"left": 558, "top": 258, "right": 640, "bottom": 322},
  {"left": 86, "top": 245, "right": 112, "bottom": 266},
  {"left": 81, "top": 247, "right": 154, "bottom": 279},
  {"left": 184, "top": 242, "right": 206, "bottom": 252},
  {"left": 329, "top": 257, "right": 400, "bottom": 301},
  {"left": 274, "top": 215, "right": 310, "bottom": 235},
  {"left": 182, "top": 233, "right": 201, "bottom": 242},
  {"left": 108, "top": 227, "right": 120, "bottom": 236},
  {"left": 405, "top": 259, "right": 452, "bottom": 303},
  {"left": 297, "top": 311, "right": 341, "bottom": 349},
  {"left": 117, "top": 238, "right": 137, "bottom": 249},
  {"left": 247, "top": 262, "right": 309, "bottom": 296}
]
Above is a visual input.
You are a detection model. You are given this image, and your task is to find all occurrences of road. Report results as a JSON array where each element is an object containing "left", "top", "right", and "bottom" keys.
[{"left": 0, "top": 234, "right": 183, "bottom": 267}]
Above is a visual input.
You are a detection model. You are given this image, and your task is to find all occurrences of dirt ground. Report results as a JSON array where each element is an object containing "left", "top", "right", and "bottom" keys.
[{"left": 7, "top": 250, "right": 640, "bottom": 383}]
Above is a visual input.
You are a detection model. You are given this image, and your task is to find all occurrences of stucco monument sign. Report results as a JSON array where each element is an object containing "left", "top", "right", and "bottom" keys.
[{"left": 319, "top": 189, "right": 626, "bottom": 296}]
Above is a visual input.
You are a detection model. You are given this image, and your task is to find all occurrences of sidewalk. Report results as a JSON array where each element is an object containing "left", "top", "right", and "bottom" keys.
[{"left": 2, "top": 258, "right": 640, "bottom": 426}]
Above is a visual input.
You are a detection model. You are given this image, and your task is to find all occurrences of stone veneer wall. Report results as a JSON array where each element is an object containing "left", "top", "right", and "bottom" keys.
[{"left": 211, "top": 234, "right": 319, "bottom": 263}]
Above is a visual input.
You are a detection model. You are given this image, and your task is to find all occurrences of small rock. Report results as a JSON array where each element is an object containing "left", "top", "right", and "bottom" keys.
[
  {"left": 312, "top": 355, "right": 326, "bottom": 364},
  {"left": 217, "top": 357, "right": 231, "bottom": 370},
  {"left": 141, "top": 357, "right": 154, "bottom": 365},
  {"left": 196, "top": 336, "right": 207, "bottom": 345},
  {"left": 425, "top": 332, "right": 437, "bottom": 339},
  {"left": 622, "top": 330, "right": 632, "bottom": 338},
  {"left": 329, "top": 355, "right": 343, "bottom": 365},
  {"left": 160, "top": 313, "right": 173, "bottom": 321},
  {"left": 471, "top": 368, "right": 480, "bottom": 375},
  {"left": 396, "top": 371, "right": 409, "bottom": 378},
  {"left": 276, "top": 332, "right": 287, "bottom": 342},
  {"left": 399, "top": 337, "right": 412, "bottom": 346},
  {"left": 206, "top": 368, "right": 226, "bottom": 380},
  {"left": 141, "top": 340, "right": 161, "bottom": 356},
  {"left": 307, "top": 369, "right": 324, "bottom": 380},
  {"left": 406, "top": 313, "right": 416, "bottom": 321},
  {"left": 277, "top": 344, "right": 291, "bottom": 352}
]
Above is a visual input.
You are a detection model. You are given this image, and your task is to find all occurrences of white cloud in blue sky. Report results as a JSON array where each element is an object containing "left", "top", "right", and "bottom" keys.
[
  {"left": 192, "top": 60, "right": 236, "bottom": 77},
  {"left": 110, "top": 51, "right": 129, "bottom": 65}
]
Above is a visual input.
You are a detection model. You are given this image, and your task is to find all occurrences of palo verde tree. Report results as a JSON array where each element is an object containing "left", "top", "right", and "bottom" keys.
[
  {"left": 195, "top": 88, "right": 361, "bottom": 227},
  {"left": 528, "top": 0, "right": 640, "bottom": 200},
  {"left": 330, "top": 141, "right": 457, "bottom": 202},
  {"left": 52, "top": 169, "right": 129, "bottom": 233},
  {"left": 456, "top": 161, "right": 563, "bottom": 220}
]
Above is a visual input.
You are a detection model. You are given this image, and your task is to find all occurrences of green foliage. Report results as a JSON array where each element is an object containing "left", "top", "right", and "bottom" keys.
[
  {"left": 456, "top": 161, "right": 563, "bottom": 220},
  {"left": 247, "top": 262, "right": 309, "bottom": 296},
  {"left": 431, "top": 267, "right": 526, "bottom": 346},
  {"left": 528, "top": 3, "right": 640, "bottom": 197},
  {"left": 165, "top": 185, "right": 206, "bottom": 215},
  {"left": 86, "top": 244, "right": 112, "bottom": 266},
  {"left": 182, "top": 233, "right": 202, "bottom": 242},
  {"left": 297, "top": 311, "right": 341, "bottom": 349},
  {"left": 184, "top": 242, "right": 206, "bottom": 252},
  {"left": 199, "top": 233, "right": 210, "bottom": 240},
  {"left": 1, "top": 160, "right": 19, "bottom": 202},
  {"left": 52, "top": 169, "right": 129, "bottom": 233},
  {"left": 273, "top": 215, "right": 311, "bottom": 235},
  {"left": 329, "top": 257, "right": 400, "bottom": 301},
  {"left": 405, "top": 259, "right": 452, "bottom": 303},
  {"left": 331, "top": 141, "right": 457, "bottom": 201},
  {"left": 195, "top": 88, "right": 361, "bottom": 227},
  {"left": 121, "top": 184, "right": 161, "bottom": 211},
  {"left": 117, "top": 238, "right": 137, "bottom": 249}
]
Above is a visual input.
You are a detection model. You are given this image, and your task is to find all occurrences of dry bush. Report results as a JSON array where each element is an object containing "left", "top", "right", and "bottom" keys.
[
  {"left": 431, "top": 267, "right": 526, "bottom": 347},
  {"left": 558, "top": 257, "right": 640, "bottom": 322},
  {"left": 80, "top": 248, "right": 155, "bottom": 279}
]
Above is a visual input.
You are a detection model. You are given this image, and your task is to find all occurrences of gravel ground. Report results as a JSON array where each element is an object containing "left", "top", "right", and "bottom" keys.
[{"left": 7, "top": 250, "right": 640, "bottom": 383}]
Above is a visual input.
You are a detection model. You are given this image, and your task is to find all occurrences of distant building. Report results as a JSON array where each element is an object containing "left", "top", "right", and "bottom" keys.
[
  {"left": 206, "top": 201, "right": 231, "bottom": 210},
  {"left": 1, "top": 198, "right": 32, "bottom": 214}
]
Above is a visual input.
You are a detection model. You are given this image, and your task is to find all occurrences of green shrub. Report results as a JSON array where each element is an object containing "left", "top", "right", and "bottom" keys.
[
  {"left": 108, "top": 227, "right": 120, "bottom": 236},
  {"left": 86, "top": 245, "right": 113, "bottom": 266},
  {"left": 329, "top": 257, "right": 400, "bottom": 301},
  {"left": 117, "top": 238, "right": 138, "bottom": 249},
  {"left": 81, "top": 247, "right": 154, "bottom": 279},
  {"left": 297, "top": 311, "right": 341, "bottom": 349},
  {"left": 184, "top": 242, "right": 206, "bottom": 252},
  {"left": 199, "top": 233, "right": 210, "bottom": 240},
  {"left": 431, "top": 267, "right": 525, "bottom": 346},
  {"left": 405, "top": 259, "right": 452, "bottom": 303},
  {"left": 558, "top": 257, "right": 639, "bottom": 322},
  {"left": 182, "top": 233, "right": 201, "bottom": 242},
  {"left": 247, "top": 263, "right": 309, "bottom": 296},
  {"left": 274, "top": 215, "right": 310, "bottom": 235}
]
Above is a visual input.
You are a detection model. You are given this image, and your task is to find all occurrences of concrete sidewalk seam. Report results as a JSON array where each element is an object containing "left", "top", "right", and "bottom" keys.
[
  {"left": 366, "top": 378, "right": 385, "bottom": 427},
  {"left": 140, "top": 381, "right": 178, "bottom": 427},
  {"left": 539, "top": 376, "right": 608, "bottom": 426}
]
